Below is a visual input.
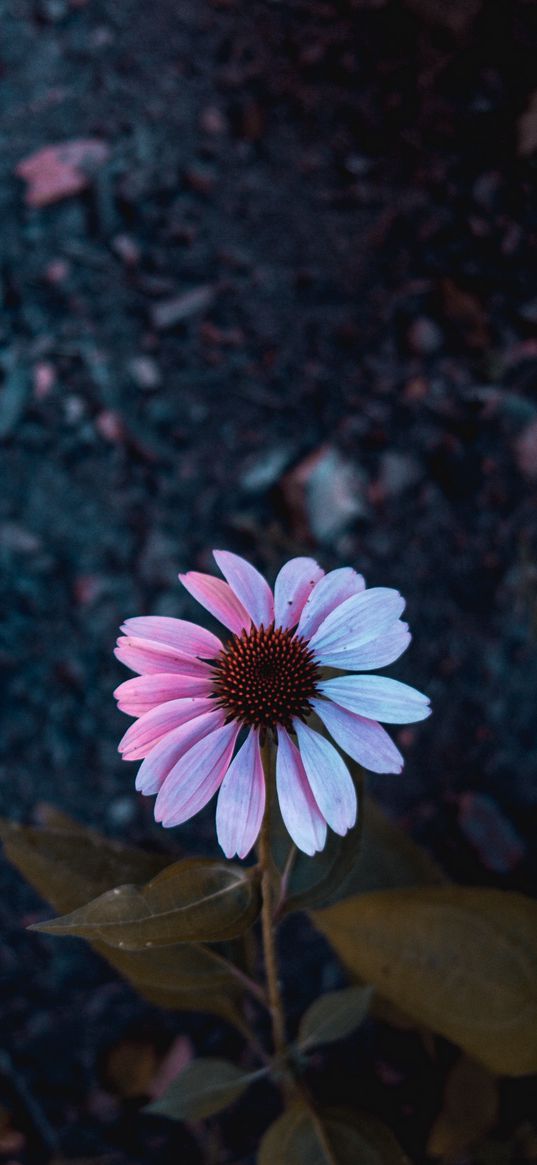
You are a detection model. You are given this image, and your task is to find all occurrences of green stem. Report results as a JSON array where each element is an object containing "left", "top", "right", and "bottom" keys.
[
  {"left": 274, "top": 841, "right": 298, "bottom": 918},
  {"left": 259, "top": 738, "right": 288, "bottom": 1063},
  {"left": 198, "top": 943, "right": 269, "bottom": 1010}
]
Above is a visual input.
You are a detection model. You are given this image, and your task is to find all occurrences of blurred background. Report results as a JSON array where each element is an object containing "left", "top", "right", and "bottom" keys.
[{"left": 1, "top": 0, "right": 536, "bottom": 1161}]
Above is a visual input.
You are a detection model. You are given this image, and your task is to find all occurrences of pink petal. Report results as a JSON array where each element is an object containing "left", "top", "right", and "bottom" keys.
[
  {"left": 315, "top": 621, "right": 411, "bottom": 670},
  {"left": 311, "top": 697, "right": 404, "bottom": 774},
  {"left": 114, "top": 673, "right": 214, "bottom": 717},
  {"left": 121, "top": 616, "right": 222, "bottom": 659},
  {"left": 318, "top": 675, "right": 431, "bottom": 724},
  {"left": 115, "top": 637, "right": 214, "bottom": 677},
  {"left": 276, "top": 727, "right": 327, "bottom": 855},
  {"left": 119, "top": 697, "right": 214, "bottom": 760},
  {"left": 135, "top": 708, "right": 226, "bottom": 795},
  {"left": 216, "top": 728, "right": 265, "bottom": 859},
  {"left": 293, "top": 720, "right": 357, "bottom": 836},
  {"left": 155, "top": 721, "right": 240, "bottom": 828},
  {"left": 308, "top": 587, "right": 405, "bottom": 654},
  {"left": 297, "top": 567, "right": 365, "bottom": 640},
  {"left": 273, "top": 558, "right": 324, "bottom": 631},
  {"left": 213, "top": 550, "right": 274, "bottom": 628},
  {"left": 179, "top": 571, "right": 251, "bottom": 635}
]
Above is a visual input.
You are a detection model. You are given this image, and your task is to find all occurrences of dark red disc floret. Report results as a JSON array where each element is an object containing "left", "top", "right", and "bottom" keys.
[{"left": 211, "top": 623, "right": 321, "bottom": 732}]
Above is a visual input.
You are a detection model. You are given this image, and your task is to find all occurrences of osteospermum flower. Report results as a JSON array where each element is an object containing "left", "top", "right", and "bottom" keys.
[{"left": 114, "top": 552, "right": 430, "bottom": 859}]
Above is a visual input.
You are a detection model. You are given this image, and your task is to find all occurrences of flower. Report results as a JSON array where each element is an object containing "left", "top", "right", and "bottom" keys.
[{"left": 114, "top": 552, "right": 430, "bottom": 859}]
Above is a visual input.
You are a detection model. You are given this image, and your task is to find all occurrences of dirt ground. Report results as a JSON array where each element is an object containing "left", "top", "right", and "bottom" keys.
[{"left": 1, "top": 0, "right": 537, "bottom": 1161}]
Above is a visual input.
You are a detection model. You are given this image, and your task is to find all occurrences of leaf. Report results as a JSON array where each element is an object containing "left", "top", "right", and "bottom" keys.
[
  {"left": 311, "top": 886, "right": 537, "bottom": 1076},
  {"left": 0, "top": 817, "right": 249, "bottom": 1030},
  {"left": 271, "top": 761, "right": 364, "bottom": 914},
  {"left": 518, "top": 89, "right": 537, "bottom": 157},
  {"left": 146, "top": 1057, "right": 259, "bottom": 1121},
  {"left": 323, "top": 794, "right": 443, "bottom": 905},
  {"left": 31, "top": 858, "right": 261, "bottom": 947},
  {"left": 97, "top": 940, "right": 248, "bottom": 1027},
  {"left": 104, "top": 1037, "right": 160, "bottom": 1098},
  {"left": 427, "top": 1056, "right": 499, "bottom": 1159},
  {"left": 258, "top": 1103, "right": 410, "bottom": 1165},
  {"left": 297, "top": 985, "right": 373, "bottom": 1052},
  {"left": 0, "top": 817, "right": 169, "bottom": 914}
]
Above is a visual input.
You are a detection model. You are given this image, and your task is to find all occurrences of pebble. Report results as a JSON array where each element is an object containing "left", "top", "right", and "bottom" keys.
[
  {"left": 407, "top": 317, "right": 443, "bottom": 356},
  {"left": 128, "top": 355, "right": 161, "bottom": 391},
  {"left": 458, "top": 792, "right": 525, "bottom": 873},
  {"left": 150, "top": 285, "right": 215, "bottom": 330}
]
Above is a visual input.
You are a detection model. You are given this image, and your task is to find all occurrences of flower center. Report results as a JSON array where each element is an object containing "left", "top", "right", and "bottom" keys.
[{"left": 211, "top": 624, "right": 321, "bottom": 732}]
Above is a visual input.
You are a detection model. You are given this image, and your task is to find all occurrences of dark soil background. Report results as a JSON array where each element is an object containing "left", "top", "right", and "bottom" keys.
[{"left": 1, "top": 0, "right": 537, "bottom": 1161}]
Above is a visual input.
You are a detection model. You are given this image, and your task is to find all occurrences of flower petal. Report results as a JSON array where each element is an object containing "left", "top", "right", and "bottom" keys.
[
  {"left": 298, "top": 567, "right": 365, "bottom": 640},
  {"left": 179, "top": 571, "right": 251, "bottom": 635},
  {"left": 311, "top": 697, "right": 404, "bottom": 774},
  {"left": 119, "top": 697, "right": 214, "bottom": 761},
  {"left": 121, "top": 616, "right": 222, "bottom": 659},
  {"left": 155, "top": 721, "right": 240, "bottom": 828},
  {"left": 315, "top": 621, "right": 411, "bottom": 670},
  {"left": 273, "top": 557, "right": 324, "bottom": 631},
  {"left": 115, "top": 637, "right": 214, "bottom": 677},
  {"left": 134, "top": 708, "right": 226, "bottom": 795},
  {"left": 216, "top": 728, "right": 265, "bottom": 859},
  {"left": 308, "top": 587, "right": 405, "bottom": 654},
  {"left": 319, "top": 674, "right": 431, "bottom": 724},
  {"left": 293, "top": 720, "right": 357, "bottom": 836},
  {"left": 114, "top": 673, "right": 214, "bottom": 717},
  {"left": 213, "top": 550, "right": 274, "bottom": 628},
  {"left": 276, "top": 727, "right": 327, "bottom": 855}
]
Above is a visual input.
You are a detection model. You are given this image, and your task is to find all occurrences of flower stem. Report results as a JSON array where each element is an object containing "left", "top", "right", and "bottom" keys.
[
  {"left": 198, "top": 943, "right": 269, "bottom": 1009},
  {"left": 259, "top": 738, "right": 287, "bottom": 1063}
]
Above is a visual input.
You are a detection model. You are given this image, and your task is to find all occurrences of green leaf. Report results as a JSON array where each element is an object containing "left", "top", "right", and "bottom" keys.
[
  {"left": 322, "top": 794, "right": 443, "bottom": 905},
  {"left": 297, "top": 985, "right": 373, "bottom": 1051},
  {"left": 271, "top": 766, "right": 363, "bottom": 914},
  {"left": 258, "top": 1103, "right": 410, "bottom": 1165},
  {"left": 427, "top": 1056, "right": 499, "bottom": 1159},
  {"left": 93, "top": 942, "right": 246, "bottom": 1028},
  {"left": 311, "top": 886, "right": 537, "bottom": 1076},
  {"left": 31, "top": 858, "right": 261, "bottom": 947},
  {"left": 147, "top": 1057, "right": 259, "bottom": 1121},
  {"left": 0, "top": 817, "right": 249, "bottom": 1030},
  {"left": 0, "top": 816, "right": 169, "bottom": 914}
]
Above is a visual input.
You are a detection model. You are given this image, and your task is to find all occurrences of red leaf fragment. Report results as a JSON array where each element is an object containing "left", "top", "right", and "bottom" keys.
[{"left": 16, "top": 139, "right": 110, "bottom": 207}]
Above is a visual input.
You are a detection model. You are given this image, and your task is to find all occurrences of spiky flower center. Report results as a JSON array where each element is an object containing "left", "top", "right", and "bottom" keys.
[{"left": 211, "top": 624, "right": 321, "bottom": 731}]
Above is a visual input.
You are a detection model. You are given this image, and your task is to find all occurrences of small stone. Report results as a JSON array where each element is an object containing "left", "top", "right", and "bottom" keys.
[
  {"left": 378, "top": 451, "right": 421, "bottom": 498},
  {"left": 112, "top": 234, "right": 141, "bottom": 266},
  {"left": 95, "top": 409, "right": 124, "bottom": 443},
  {"left": 282, "top": 446, "right": 368, "bottom": 545},
  {"left": 64, "top": 395, "right": 85, "bottom": 424},
  {"left": 107, "top": 796, "right": 136, "bottom": 828},
  {"left": 33, "top": 362, "right": 56, "bottom": 400},
  {"left": 44, "top": 258, "right": 70, "bottom": 284},
  {"left": 407, "top": 317, "right": 443, "bottom": 356},
  {"left": 514, "top": 418, "right": 537, "bottom": 480},
  {"left": 458, "top": 792, "right": 525, "bottom": 873},
  {"left": 199, "top": 106, "right": 227, "bottom": 135},
  {"left": 240, "top": 446, "right": 294, "bottom": 493},
  {"left": 150, "top": 285, "right": 215, "bottom": 330},
  {"left": 0, "top": 523, "right": 42, "bottom": 553},
  {"left": 128, "top": 355, "right": 161, "bottom": 390}
]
